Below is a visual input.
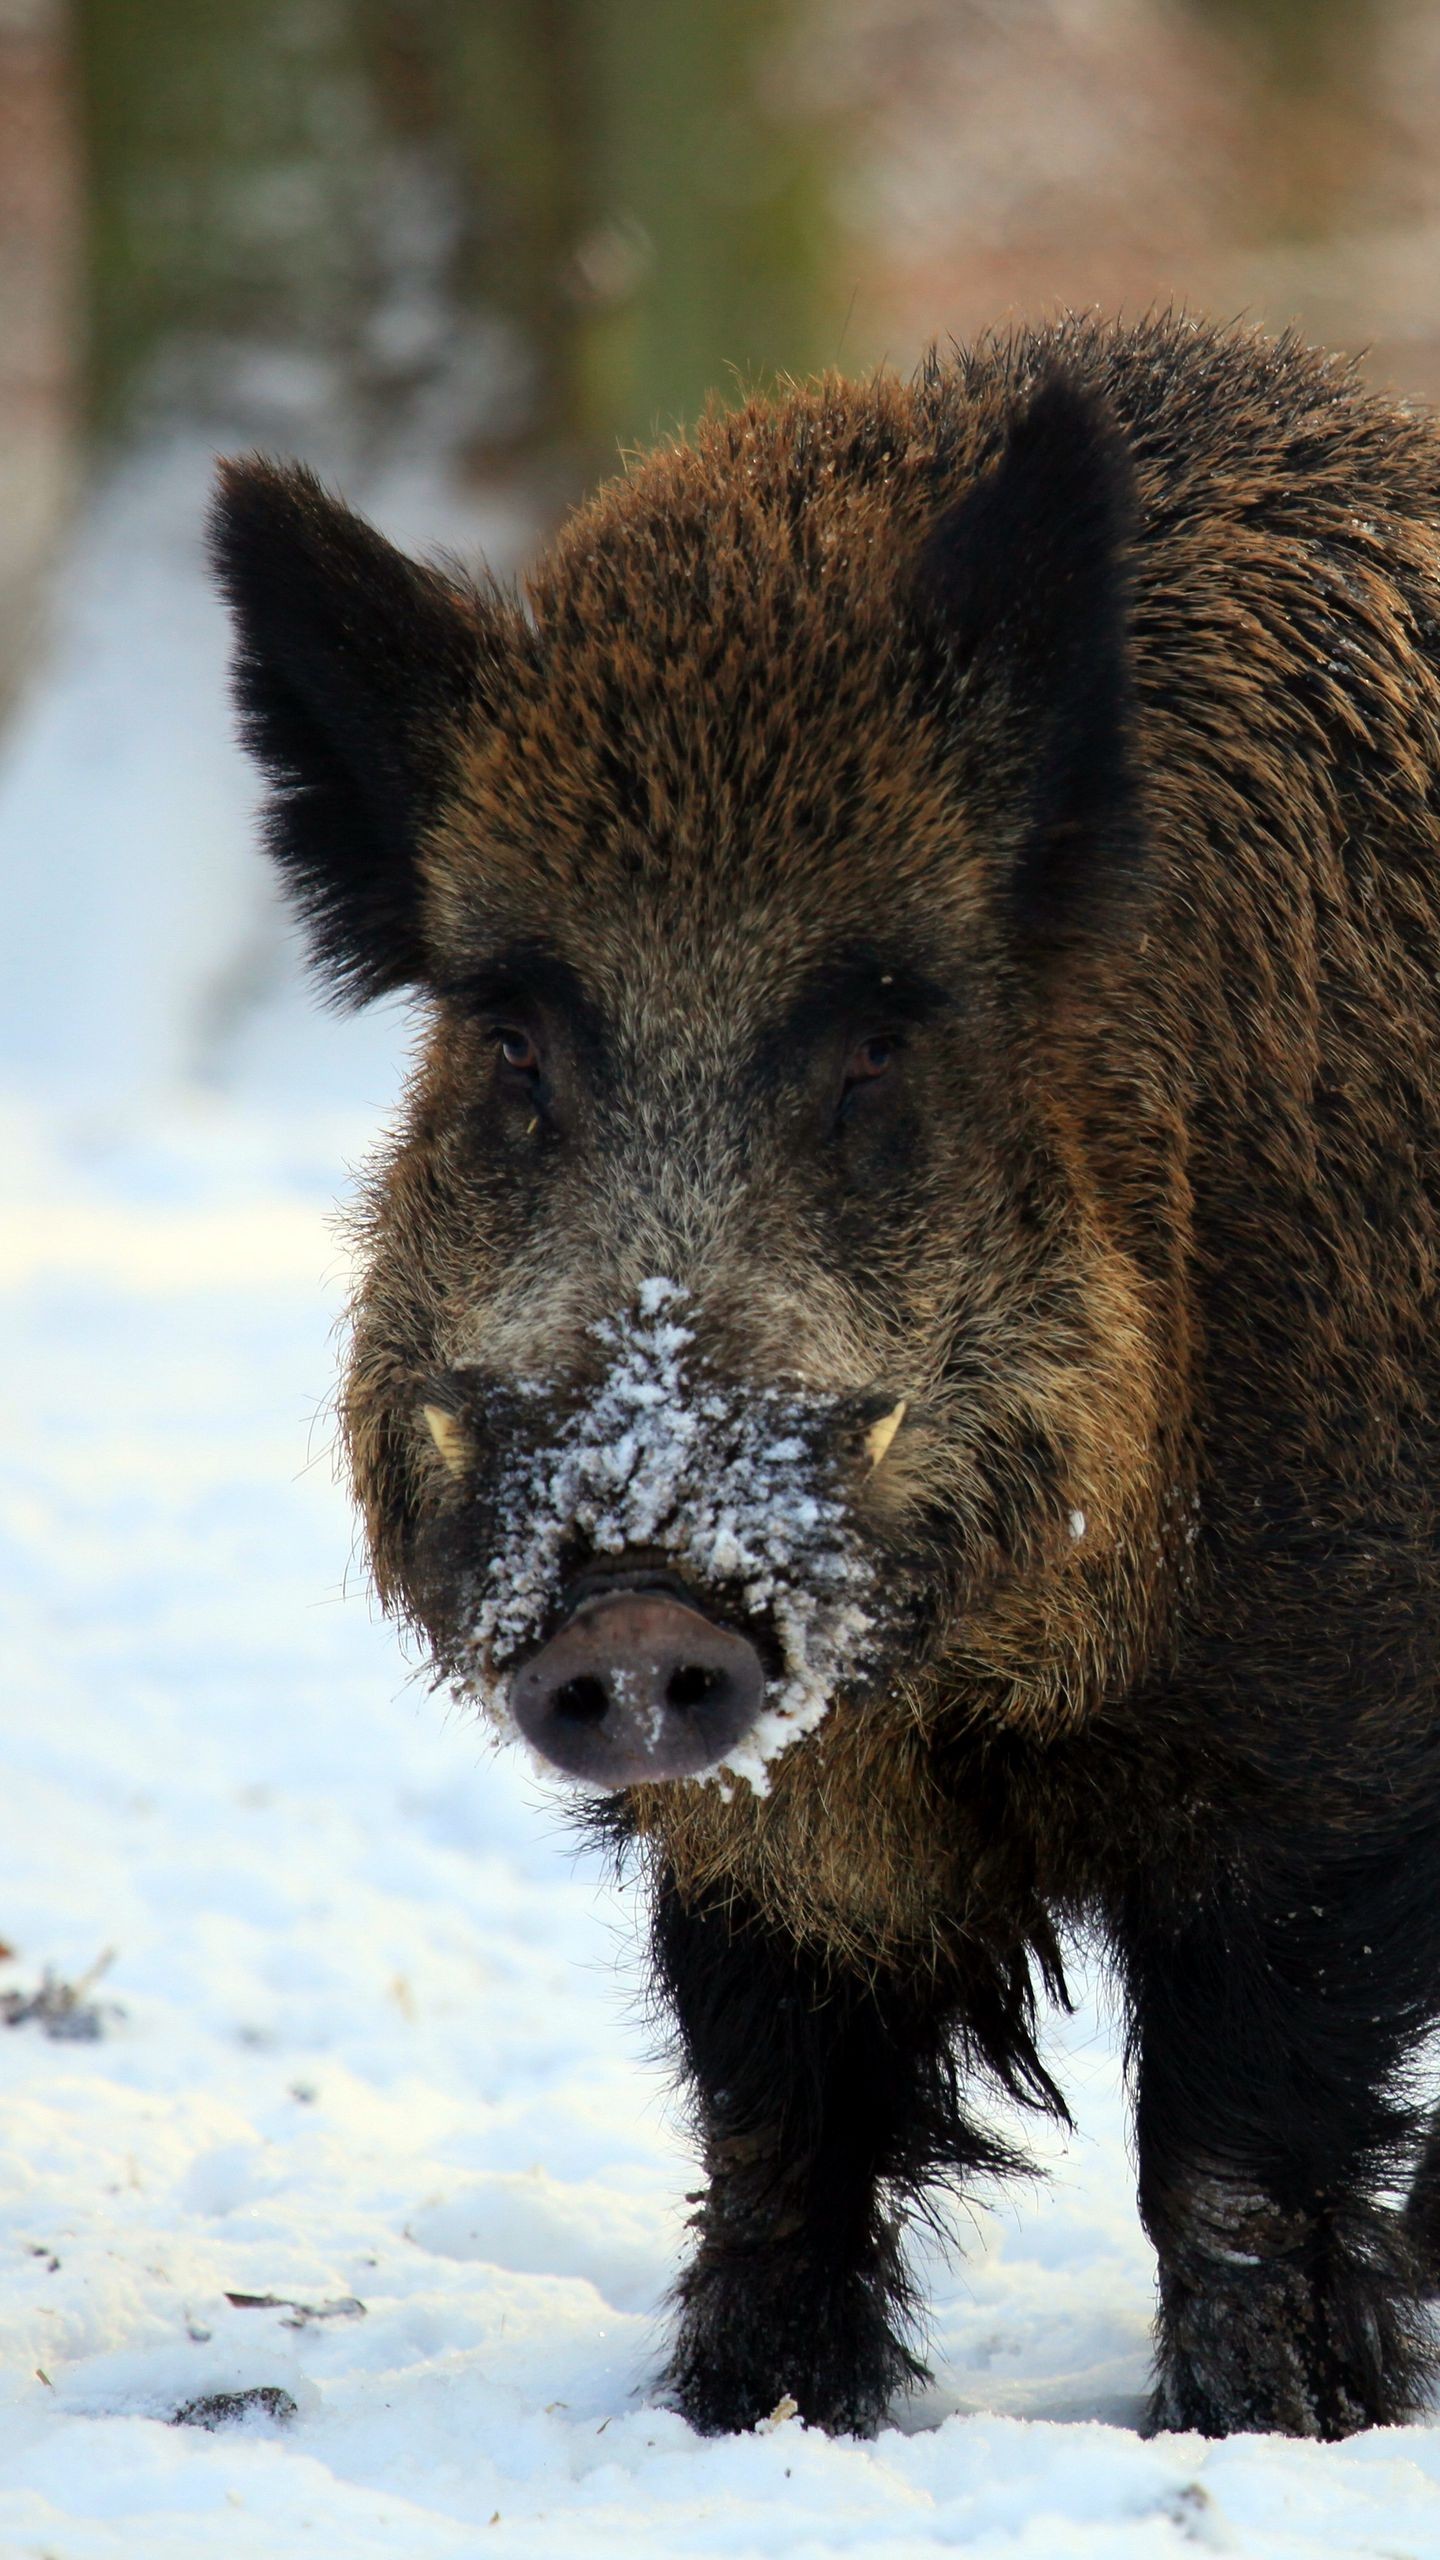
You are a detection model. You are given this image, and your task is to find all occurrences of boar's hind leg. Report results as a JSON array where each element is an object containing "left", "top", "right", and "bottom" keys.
[
  {"left": 653, "top": 1878, "right": 1025, "bottom": 2438},
  {"left": 1119, "top": 1879, "right": 1438, "bottom": 2440}
]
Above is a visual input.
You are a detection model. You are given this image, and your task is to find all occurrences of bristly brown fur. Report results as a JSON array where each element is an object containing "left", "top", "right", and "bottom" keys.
[{"left": 214, "top": 311, "right": 1440, "bottom": 2440}]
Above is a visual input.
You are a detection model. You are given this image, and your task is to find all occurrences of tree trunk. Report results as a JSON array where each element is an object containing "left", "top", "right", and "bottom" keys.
[{"left": 72, "top": 0, "right": 839, "bottom": 472}]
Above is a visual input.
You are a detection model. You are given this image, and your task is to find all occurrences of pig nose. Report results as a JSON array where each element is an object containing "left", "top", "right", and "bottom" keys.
[{"left": 509, "top": 1590, "right": 766, "bottom": 1787}]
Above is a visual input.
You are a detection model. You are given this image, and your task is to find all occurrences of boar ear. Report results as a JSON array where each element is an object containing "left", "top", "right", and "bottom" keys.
[
  {"left": 209, "top": 458, "right": 504, "bottom": 1004},
  {"left": 917, "top": 373, "right": 1140, "bottom": 954}
]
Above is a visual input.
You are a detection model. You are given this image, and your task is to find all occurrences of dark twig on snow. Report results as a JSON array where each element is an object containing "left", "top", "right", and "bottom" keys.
[
  {"left": 172, "top": 2387, "right": 298, "bottom": 2431},
  {"left": 224, "top": 2289, "right": 367, "bottom": 2329},
  {"left": 0, "top": 1948, "right": 120, "bottom": 2041}
]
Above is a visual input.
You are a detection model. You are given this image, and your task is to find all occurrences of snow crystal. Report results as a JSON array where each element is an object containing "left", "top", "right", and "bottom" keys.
[{"left": 449, "top": 1284, "right": 872, "bottom": 1791}]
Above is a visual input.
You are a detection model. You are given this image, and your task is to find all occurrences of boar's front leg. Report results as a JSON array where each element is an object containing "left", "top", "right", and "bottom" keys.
[
  {"left": 653, "top": 1876, "right": 1013, "bottom": 2437},
  {"left": 1119, "top": 1870, "right": 1439, "bottom": 2439}
]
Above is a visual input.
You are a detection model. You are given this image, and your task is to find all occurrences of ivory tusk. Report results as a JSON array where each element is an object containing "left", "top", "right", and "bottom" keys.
[
  {"left": 422, "top": 1404, "right": 469, "bottom": 1476},
  {"left": 863, "top": 1398, "right": 907, "bottom": 1472}
]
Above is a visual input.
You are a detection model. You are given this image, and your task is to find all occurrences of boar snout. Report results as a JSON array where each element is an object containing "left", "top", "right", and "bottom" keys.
[{"left": 510, "top": 1585, "right": 766, "bottom": 1786}]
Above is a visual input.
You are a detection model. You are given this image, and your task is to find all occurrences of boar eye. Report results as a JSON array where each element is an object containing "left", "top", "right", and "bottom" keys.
[
  {"left": 845, "top": 1034, "right": 899, "bottom": 1087},
  {"left": 493, "top": 1025, "right": 540, "bottom": 1076},
  {"left": 834, "top": 1031, "right": 903, "bottom": 1130}
]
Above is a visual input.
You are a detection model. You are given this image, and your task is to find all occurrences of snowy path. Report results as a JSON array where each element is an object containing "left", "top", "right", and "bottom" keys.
[{"left": 2, "top": 1097, "right": 1439, "bottom": 2556}]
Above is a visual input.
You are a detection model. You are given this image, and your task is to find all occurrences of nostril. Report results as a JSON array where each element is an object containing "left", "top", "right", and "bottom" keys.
[
  {"left": 666, "top": 1662, "right": 723, "bottom": 1711},
  {"left": 554, "top": 1674, "right": 609, "bottom": 1724}
]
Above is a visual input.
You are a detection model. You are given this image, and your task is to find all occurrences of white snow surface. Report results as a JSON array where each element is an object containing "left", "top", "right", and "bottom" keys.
[
  {"left": 0, "top": 439, "right": 1438, "bottom": 2552},
  {"left": 459, "top": 1281, "right": 872, "bottom": 1791}
]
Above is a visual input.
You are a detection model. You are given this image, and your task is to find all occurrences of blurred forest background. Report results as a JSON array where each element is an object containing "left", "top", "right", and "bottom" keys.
[
  {"left": 8, "top": 0, "right": 1440, "bottom": 1091},
  {"left": 14, "top": 0, "right": 1440, "bottom": 680}
]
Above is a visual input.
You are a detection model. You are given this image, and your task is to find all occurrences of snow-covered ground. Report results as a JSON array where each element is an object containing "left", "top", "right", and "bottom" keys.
[{"left": 2, "top": 447, "right": 1439, "bottom": 2555}]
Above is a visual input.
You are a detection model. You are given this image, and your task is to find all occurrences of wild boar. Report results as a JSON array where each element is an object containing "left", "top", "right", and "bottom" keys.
[{"left": 211, "top": 312, "right": 1440, "bottom": 2441}]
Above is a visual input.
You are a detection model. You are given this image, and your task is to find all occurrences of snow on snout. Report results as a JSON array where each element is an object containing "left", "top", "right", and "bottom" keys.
[{"left": 452, "top": 1279, "right": 872, "bottom": 1790}]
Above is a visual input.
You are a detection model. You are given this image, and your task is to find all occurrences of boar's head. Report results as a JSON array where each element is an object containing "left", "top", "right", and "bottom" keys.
[{"left": 211, "top": 369, "right": 1178, "bottom": 1803}]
